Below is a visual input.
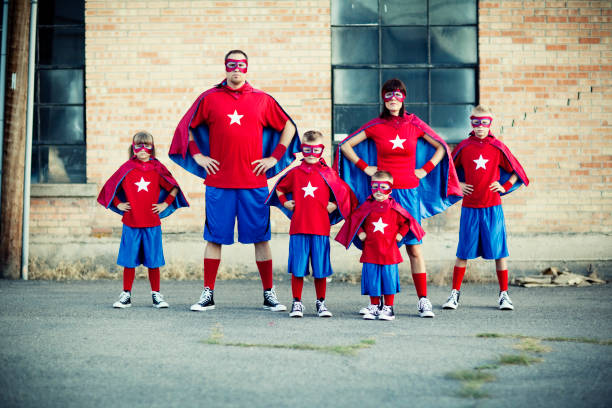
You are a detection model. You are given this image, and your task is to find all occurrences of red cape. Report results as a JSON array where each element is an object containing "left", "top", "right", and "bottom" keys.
[
  {"left": 97, "top": 157, "right": 189, "bottom": 218},
  {"left": 335, "top": 196, "right": 425, "bottom": 250},
  {"left": 452, "top": 133, "right": 529, "bottom": 194},
  {"left": 266, "top": 159, "right": 358, "bottom": 225}
]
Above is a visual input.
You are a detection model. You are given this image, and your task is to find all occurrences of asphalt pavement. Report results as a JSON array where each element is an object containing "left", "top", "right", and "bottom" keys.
[{"left": 1, "top": 279, "right": 611, "bottom": 408}]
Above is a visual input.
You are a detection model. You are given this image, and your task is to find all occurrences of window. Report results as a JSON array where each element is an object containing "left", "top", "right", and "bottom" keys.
[
  {"left": 332, "top": 0, "right": 478, "bottom": 143},
  {"left": 33, "top": 0, "right": 85, "bottom": 183}
]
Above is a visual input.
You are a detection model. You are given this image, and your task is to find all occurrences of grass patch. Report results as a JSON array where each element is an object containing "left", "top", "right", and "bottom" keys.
[
  {"left": 498, "top": 354, "right": 542, "bottom": 366},
  {"left": 201, "top": 337, "right": 375, "bottom": 356},
  {"left": 446, "top": 370, "right": 496, "bottom": 383},
  {"left": 513, "top": 338, "right": 552, "bottom": 354},
  {"left": 477, "top": 332, "right": 612, "bottom": 346},
  {"left": 456, "top": 382, "right": 490, "bottom": 399}
]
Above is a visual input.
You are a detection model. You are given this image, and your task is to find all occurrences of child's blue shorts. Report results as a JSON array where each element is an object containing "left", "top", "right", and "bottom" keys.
[
  {"left": 361, "top": 263, "right": 400, "bottom": 296},
  {"left": 390, "top": 187, "right": 423, "bottom": 246},
  {"left": 456, "top": 205, "right": 509, "bottom": 260},
  {"left": 288, "top": 234, "right": 333, "bottom": 279},
  {"left": 204, "top": 186, "right": 271, "bottom": 245},
  {"left": 117, "top": 225, "right": 165, "bottom": 268}
]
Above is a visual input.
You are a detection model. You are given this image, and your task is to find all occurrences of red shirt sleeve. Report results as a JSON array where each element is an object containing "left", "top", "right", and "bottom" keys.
[
  {"left": 276, "top": 171, "right": 294, "bottom": 195},
  {"left": 499, "top": 150, "right": 513, "bottom": 173},
  {"left": 453, "top": 150, "right": 463, "bottom": 169},
  {"left": 262, "top": 95, "right": 289, "bottom": 131},
  {"left": 397, "top": 214, "right": 411, "bottom": 237},
  {"left": 159, "top": 176, "right": 174, "bottom": 192}
]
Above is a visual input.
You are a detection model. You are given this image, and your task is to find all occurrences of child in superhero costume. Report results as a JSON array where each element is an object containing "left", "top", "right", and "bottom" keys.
[
  {"left": 98, "top": 131, "right": 189, "bottom": 309},
  {"left": 267, "top": 130, "right": 356, "bottom": 318},
  {"left": 335, "top": 171, "right": 425, "bottom": 320},
  {"left": 442, "top": 105, "right": 529, "bottom": 311}
]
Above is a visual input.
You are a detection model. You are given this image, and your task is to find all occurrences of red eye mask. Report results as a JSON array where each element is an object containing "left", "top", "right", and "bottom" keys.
[
  {"left": 371, "top": 181, "right": 393, "bottom": 195},
  {"left": 301, "top": 144, "right": 324, "bottom": 158},
  {"left": 382, "top": 90, "right": 406, "bottom": 102},
  {"left": 225, "top": 59, "right": 248, "bottom": 73},
  {"left": 133, "top": 143, "right": 152, "bottom": 154},
  {"left": 470, "top": 116, "right": 493, "bottom": 128}
]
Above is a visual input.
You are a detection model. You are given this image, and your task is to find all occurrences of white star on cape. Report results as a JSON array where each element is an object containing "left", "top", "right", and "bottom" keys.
[
  {"left": 371, "top": 217, "right": 388, "bottom": 234},
  {"left": 134, "top": 177, "right": 150, "bottom": 192},
  {"left": 302, "top": 182, "right": 318, "bottom": 198},
  {"left": 389, "top": 134, "right": 406, "bottom": 150},
  {"left": 227, "top": 110, "right": 243, "bottom": 125},
  {"left": 473, "top": 154, "right": 489, "bottom": 170}
]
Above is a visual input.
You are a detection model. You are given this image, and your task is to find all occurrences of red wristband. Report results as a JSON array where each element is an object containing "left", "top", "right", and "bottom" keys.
[
  {"left": 112, "top": 197, "right": 122, "bottom": 207},
  {"left": 502, "top": 180, "right": 513, "bottom": 192},
  {"left": 356, "top": 159, "right": 369, "bottom": 171},
  {"left": 270, "top": 144, "right": 287, "bottom": 161},
  {"left": 164, "top": 194, "right": 175, "bottom": 205},
  {"left": 188, "top": 140, "right": 201, "bottom": 156},
  {"left": 422, "top": 160, "right": 435, "bottom": 174},
  {"left": 278, "top": 194, "right": 288, "bottom": 205}
]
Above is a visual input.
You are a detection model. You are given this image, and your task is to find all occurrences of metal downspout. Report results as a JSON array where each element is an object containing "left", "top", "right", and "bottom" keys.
[{"left": 0, "top": 1, "right": 9, "bottom": 215}]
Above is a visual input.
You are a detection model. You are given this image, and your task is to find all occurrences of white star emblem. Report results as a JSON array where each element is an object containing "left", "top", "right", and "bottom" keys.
[
  {"left": 227, "top": 109, "right": 243, "bottom": 125},
  {"left": 473, "top": 154, "right": 489, "bottom": 170},
  {"left": 302, "top": 181, "right": 318, "bottom": 198},
  {"left": 371, "top": 217, "right": 388, "bottom": 234},
  {"left": 134, "top": 177, "right": 150, "bottom": 192},
  {"left": 389, "top": 134, "right": 406, "bottom": 150}
]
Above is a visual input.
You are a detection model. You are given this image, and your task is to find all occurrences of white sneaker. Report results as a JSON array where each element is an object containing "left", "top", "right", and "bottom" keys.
[
  {"left": 113, "top": 291, "right": 131, "bottom": 308},
  {"left": 498, "top": 291, "right": 514, "bottom": 310},
  {"left": 442, "top": 289, "right": 460, "bottom": 310},
  {"left": 362, "top": 304, "right": 380, "bottom": 320},
  {"left": 151, "top": 291, "right": 169, "bottom": 308},
  {"left": 289, "top": 300, "right": 304, "bottom": 318},
  {"left": 190, "top": 287, "right": 215, "bottom": 311},
  {"left": 359, "top": 299, "right": 382, "bottom": 315},
  {"left": 316, "top": 300, "right": 332, "bottom": 318},
  {"left": 263, "top": 287, "right": 287, "bottom": 312},
  {"left": 417, "top": 297, "right": 435, "bottom": 318},
  {"left": 378, "top": 305, "right": 395, "bottom": 321}
]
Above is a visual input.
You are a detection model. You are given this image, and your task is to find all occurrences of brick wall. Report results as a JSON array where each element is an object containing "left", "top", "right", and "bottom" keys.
[{"left": 27, "top": 1, "right": 611, "bottom": 239}]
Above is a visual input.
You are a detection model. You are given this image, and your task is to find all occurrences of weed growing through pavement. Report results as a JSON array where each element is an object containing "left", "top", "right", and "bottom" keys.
[
  {"left": 445, "top": 369, "right": 496, "bottom": 399},
  {"left": 513, "top": 338, "right": 552, "bottom": 354},
  {"left": 498, "top": 354, "right": 543, "bottom": 366},
  {"left": 477, "top": 332, "right": 612, "bottom": 346}
]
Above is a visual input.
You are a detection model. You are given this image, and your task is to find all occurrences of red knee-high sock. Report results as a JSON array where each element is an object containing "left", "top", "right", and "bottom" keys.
[
  {"left": 412, "top": 273, "right": 427, "bottom": 298},
  {"left": 383, "top": 294, "right": 394, "bottom": 306},
  {"left": 123, "top": 267, "right": 135, "bottom": 292},
  {"left": 204, "top": 258, "right": 221, "bottom": 290},
  {"left": 496, "top": 269, "right": 509, "bottom": 292},
  {"left": 452, "top": 266, "right": 466, "bottom": 291},
  {"left": 292, "top": 275, "right": 304, "bottom": 300},
  {"left": 369, "top": 296, "right": 380, "bottom": 305},
  {"left": 314, "top": 278, "right": 326, "bottom": 300},
  {"left": 148, "top": 268, "right": 160, "bottom": 292},
  {"left": 256, "top": 260, "right": 274, "bottom": 290}
]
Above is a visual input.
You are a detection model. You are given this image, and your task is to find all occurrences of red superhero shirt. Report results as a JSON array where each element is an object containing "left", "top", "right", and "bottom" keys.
[
  {"left": 114, "top": 161, "right": 175, "bottom": 228},
  {"left": 453, "top": 135, "right": 513, "bottom": 208},
  {"left": 358, "top": 200, "right": 412, "bottom": 265},
  {"left": 190, "top": 83, "right": 289, "bottom": 189},
  {"left": 364, "top": 116, "right": 424, "bottom": 189},
  {"left": 276, "top": 162, "right": 332, "bottom": 236}
]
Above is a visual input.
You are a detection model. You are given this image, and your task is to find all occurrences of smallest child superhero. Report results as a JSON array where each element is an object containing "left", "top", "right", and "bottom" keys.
[
  {"left": 335, "top": 170, "right": 425, "bottom": 321},
  {"left": 97, "top": 131, "right": 189, "bottom": 309}
]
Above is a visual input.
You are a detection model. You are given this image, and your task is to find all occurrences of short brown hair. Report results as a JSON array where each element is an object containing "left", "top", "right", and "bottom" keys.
[
  {"left": 225, "top": 49, "right": 248, "bottom": 61},
  {"left": 129, "top": 131, "right": 155, "bottom": 158},
  {"left": 302, "top": 130, "right": 323, "bottom": 143},
  {"left": 472, "top": 105, "right": 494, "bottom": 117},
  {"left": 372, "top": 170, "right": 393, "bottom": 182}
]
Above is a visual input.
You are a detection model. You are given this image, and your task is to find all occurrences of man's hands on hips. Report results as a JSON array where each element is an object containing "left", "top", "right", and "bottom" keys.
[
  {"left": 194, "top": 153, "right": 220, "bottom": 175},
  {"left": 252, "top": 157, "right": 278, "bottom": 176}
]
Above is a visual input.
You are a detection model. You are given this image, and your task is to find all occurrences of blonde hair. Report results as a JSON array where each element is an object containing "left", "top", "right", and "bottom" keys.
[
  {"left": 129, "top": 131, "right": 155, "bottom": 158},
  {"left": 302, "top": 130, "right": 323, "bottom": 143},
  {"left": 472, "top": 105, "right": 494, "bottom": 117},
  {"left": 373, "top": 170, "right": 393, "bottom": 183}
]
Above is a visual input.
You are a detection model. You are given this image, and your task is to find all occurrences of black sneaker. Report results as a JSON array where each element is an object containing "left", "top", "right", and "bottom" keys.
[
  {"left": 151, "top": 291, "right": 169, "bottom": 308},
  {"left": 316, "top": 300, "right": 332, "bottom": 317},
  {"left": 263, "top": 287, "right": 287, "bottom": 312},
  {"left": 113, "top": 291, "right": 131, "bottom": 308},
  {"left": 289, "top": 300, "right": 304, "bottom": 318},
  {"left": 190, "top": 287, "right": 215, "bottom": 311}
]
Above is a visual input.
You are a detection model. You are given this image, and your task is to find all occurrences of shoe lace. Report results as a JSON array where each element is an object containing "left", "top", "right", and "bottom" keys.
[
  {"left": 317, "top": 301, "right": 328, "bottom": 312},
  {"left": 381, "top": 305, "right": 392, "bottom": 314},
  {"left": 152, "top": 292, "right": 164, "bottom": 303},
  {"left": 264, "top": 288, "right": 279, "bottom": 305},
  {"left": 499, "top": 291, "right": 512, "bottom": 304},
  {"left": 119, "top": 291, "right": 130, "bottom": 303},
  {"left": 293, "top": 301, "right": 303, "bottom": 312},
  {"left": 418, "top": 297, "right": 432, "bottom": 311},
  {"left": 199, "top": 288, "right": 212, "bottom": 304},
  {"left": 366, "top": 304, "right": 379, "bottom": 314},
  {"left": 447, "top": 290, "right": 458, "bottom": 303}
]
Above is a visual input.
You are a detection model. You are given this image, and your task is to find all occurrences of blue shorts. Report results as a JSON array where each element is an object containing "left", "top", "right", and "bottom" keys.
[
  {"left": 117, "top": 225, "right": 165, "bottom": 268},
  {"left": 390, "top": 187, "right": 422, "bottom": 246},
  {"left": 361, "top": 263, "right": 400, "bottom": 296},
  {"left": 204, "top": 186, "right": 271, "bottom": 245},
  {"left": 288, "top": 234, "right": 333, "bottom": 279},
  {"left": 456, "top": 205, "right": 509, "bottom": 260}
]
